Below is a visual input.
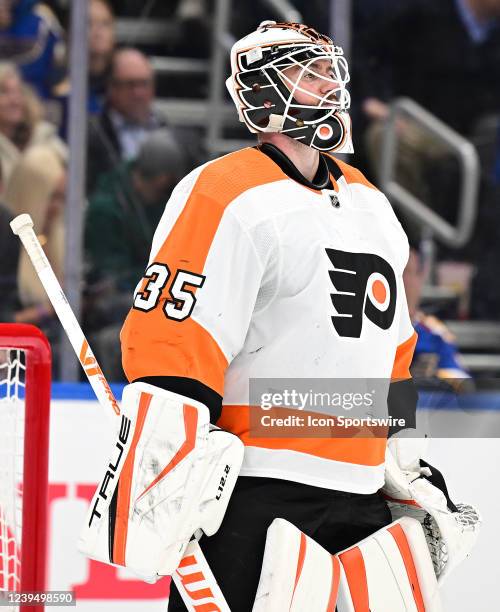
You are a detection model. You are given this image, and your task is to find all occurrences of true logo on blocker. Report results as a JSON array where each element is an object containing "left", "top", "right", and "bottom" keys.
[{"left": 326, "top": 248, "right": 397, "bottom": 338}]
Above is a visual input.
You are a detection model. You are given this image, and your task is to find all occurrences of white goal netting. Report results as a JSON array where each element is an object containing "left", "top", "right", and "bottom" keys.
[{"left": 0, "top": 348, "right": 26, "bottom": 596}]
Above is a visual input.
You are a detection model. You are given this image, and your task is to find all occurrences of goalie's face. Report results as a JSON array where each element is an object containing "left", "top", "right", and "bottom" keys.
[{"left": 282, "top": 59, "right": 341, "bottom": 108}]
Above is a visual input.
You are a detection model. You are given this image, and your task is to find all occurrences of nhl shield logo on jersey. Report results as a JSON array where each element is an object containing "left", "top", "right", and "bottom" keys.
[{"left": 326, "top": 248, "right": 397, "bottom": 338}]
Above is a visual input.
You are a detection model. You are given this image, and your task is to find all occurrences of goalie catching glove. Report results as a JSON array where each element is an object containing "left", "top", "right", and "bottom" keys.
[
  {"left": 383, "top": 435, "right": 481, "bottom": 583},
  {"left": 78, "top": 382, "right": 244, "bottom": 580}
]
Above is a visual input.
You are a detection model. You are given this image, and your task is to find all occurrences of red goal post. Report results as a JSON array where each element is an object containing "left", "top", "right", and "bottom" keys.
[{"left": 0, "top": 324, "right": 51, "bottom": 611}]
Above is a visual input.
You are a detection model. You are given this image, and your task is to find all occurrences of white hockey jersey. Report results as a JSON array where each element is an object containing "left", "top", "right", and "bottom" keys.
[{"left": 121, "top": 146, "right": 417, "bottom": 494}]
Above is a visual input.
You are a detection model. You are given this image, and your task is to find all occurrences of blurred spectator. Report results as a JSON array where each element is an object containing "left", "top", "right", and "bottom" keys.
[
  {"left": 84, "top": 129, "right": 188, "bottom": 379},
  {"left": 167, "top": 0, "right": 210, "bottom": 59},
  {"left": 354, "top": 0, "right": 500, "bottom": 218},
  {"left": 0, "top": 62, "right": 66, "bottom": 188},
  {"left": 404, "top": 245, "right": 471, "bottom": 389},
  {"left": 0, "top": 202, "right": 19, "bottom": 320},
  {"left": 85, "top": 129, "right": 187, "bottom": 293},
  {"left": 54, "top": 0, "right": 116, "bottom": 118},
  {"left": 3, "top": 145, "right": 66, "bottom": 336},
  {"left": 469, "top": 167, "right": 500, "bottom": 319},
  {"left": 0, "top": 0, "right": 65, "bottom": 99},
  {"left": 357, "top": 0, "right": 500, "bottom": 136},
  {"left": 88, "top": 0, "right": 115, "bottom": 114},
  {"left": 86, "top": 47, "right": 168, "bottom": 193},
  {"left": 0, "top": 160, "right": 20, "bottom": 322}
]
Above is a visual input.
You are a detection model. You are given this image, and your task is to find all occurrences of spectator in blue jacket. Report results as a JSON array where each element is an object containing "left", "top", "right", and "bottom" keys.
[{"left": 0, "top": 0, "right": 65, "bottom": 100}]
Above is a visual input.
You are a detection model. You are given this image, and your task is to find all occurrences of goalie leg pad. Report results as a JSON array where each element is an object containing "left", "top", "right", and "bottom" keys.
[
  {"left": 252, "top": 518, "right": 340, "bottom": 612},
  {"left": 336, "top": 517, "right": 442, "bottom": 612},
  {"left": 252, "top": 517, "right": 443, "bottom": 612},
  {"left": 78, "top": 382, "right": 244, "bottom": 579}
]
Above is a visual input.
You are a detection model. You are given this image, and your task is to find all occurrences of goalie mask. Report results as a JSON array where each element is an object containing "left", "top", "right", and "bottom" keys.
[{"left": 226, "top": 21, "right": 353, "bottom": 153}]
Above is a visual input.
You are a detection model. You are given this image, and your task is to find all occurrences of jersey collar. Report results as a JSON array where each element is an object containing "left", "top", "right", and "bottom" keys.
[{"left": 256, "top": 143, "right": 342, "bottom": 191}]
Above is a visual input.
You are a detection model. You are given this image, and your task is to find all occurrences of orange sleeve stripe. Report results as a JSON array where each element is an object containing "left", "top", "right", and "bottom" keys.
[
  {"left": 122, "top": 316, "right": 229, "bottom": 395},
  {"left": 217, "top": 405, "right": 387, "bottom": 467},
  {"left": 388, "top": 524, "right": 426, "bottom": 612},
  {"left": 391, "top": 331, "right": 418, "bottom": 380},
  {"left": 338, "top": 546, "right": 369, "bottom": 610},
  {"left": 121, "top": 149, "right": 286, "bottom": 392}
]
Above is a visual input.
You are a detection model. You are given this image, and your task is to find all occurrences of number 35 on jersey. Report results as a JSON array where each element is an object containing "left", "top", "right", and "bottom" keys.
[{"left": 133, "top": 262, "right": 205, "bottom": 322}]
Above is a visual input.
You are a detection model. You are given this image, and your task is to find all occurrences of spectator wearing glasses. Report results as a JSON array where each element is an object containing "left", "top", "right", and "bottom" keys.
[{"left": 86, "top": 47, "right": 168, "bottom": 194}]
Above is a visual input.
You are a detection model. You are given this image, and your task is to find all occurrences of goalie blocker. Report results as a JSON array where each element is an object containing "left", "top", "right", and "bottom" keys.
[{"left": 78, "top": 382, "right": 244, "bottom": 579}]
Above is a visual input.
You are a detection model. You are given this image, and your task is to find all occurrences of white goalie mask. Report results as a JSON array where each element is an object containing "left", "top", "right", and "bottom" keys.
[{"left": 225, "top": 21, "right": 353, "bottom": 153}]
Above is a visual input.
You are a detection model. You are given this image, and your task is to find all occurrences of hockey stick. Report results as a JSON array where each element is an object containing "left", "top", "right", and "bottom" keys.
[{"left": 11, "top": 213, "right": 230, "bottom": 612}]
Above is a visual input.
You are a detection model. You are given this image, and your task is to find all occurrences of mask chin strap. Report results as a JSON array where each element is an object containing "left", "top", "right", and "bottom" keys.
[{"left": 261, "top": 113, "right": 285, "bottom": 132}]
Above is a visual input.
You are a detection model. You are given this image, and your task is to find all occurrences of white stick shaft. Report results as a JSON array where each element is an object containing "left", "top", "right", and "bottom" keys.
[
  {"left": 11, "top": 213, "right": 120, "bottom": 416},
  {"left": 11, "top": 213, "right": 230, "bottom": 611}
]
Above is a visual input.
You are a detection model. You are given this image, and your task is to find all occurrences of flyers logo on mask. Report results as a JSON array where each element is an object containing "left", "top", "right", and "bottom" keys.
[{"left": 326, "top": 248, "right": 397, "bottom": 338}]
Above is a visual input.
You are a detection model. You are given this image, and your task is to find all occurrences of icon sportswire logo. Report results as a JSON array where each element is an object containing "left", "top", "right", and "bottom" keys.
[{"left": 326, "top": 248, "right": 397, "bottom": 338}]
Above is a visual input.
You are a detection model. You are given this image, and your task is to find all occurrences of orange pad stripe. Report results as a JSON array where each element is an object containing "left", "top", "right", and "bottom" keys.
[
  {"left": 338, "top": 546, "right": 369, "bottom": 611},
  {"left": 388, "top": 523, "right": 426, "bottom": 612},
  {"left": 113, "top": 391, "right": 152, "bottom": 565},
  {"left": 137, "top": 404, "right": 198, "bottom": 500},
  {"left": 291, "top": 532, "right": 307, "bottom": 604},
  {"left": 327, "top": 555, "right": 341, "bottom": 611}
]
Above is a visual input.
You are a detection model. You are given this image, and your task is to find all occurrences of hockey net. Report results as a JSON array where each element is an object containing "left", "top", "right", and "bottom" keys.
[{"left": 0, "top": 324, "right": 51, "bottom": 610}]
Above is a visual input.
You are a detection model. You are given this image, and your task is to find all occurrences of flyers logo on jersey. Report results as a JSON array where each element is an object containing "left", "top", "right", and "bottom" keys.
[{"left": 326, "top": 248, "right": 397, "bottom": 338}]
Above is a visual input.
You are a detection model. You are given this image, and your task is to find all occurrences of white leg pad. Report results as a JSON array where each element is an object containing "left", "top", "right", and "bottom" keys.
[
  {"left": 253, "top": 518, "right": 339, "bottom": 612},
  {"left": 253, "top": 517, "right": 443, "bottom": 612},
  {"left": 336, "top": 517, "right": 442, "bottom": 612}
]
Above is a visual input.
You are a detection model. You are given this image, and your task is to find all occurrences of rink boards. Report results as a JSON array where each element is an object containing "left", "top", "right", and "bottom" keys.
[{"left": 45, "top": 384, "right": 499, "bottom": 611}]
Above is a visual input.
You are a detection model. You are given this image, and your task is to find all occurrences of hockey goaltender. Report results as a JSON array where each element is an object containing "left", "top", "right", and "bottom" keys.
[{"left": 78, "top": 21, "right": 481, "bottom": 611}]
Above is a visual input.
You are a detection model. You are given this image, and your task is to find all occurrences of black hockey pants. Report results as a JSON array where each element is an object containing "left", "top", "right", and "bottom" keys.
[{"left": 167, "top": 475, "right": 391, "bottom": 611}]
